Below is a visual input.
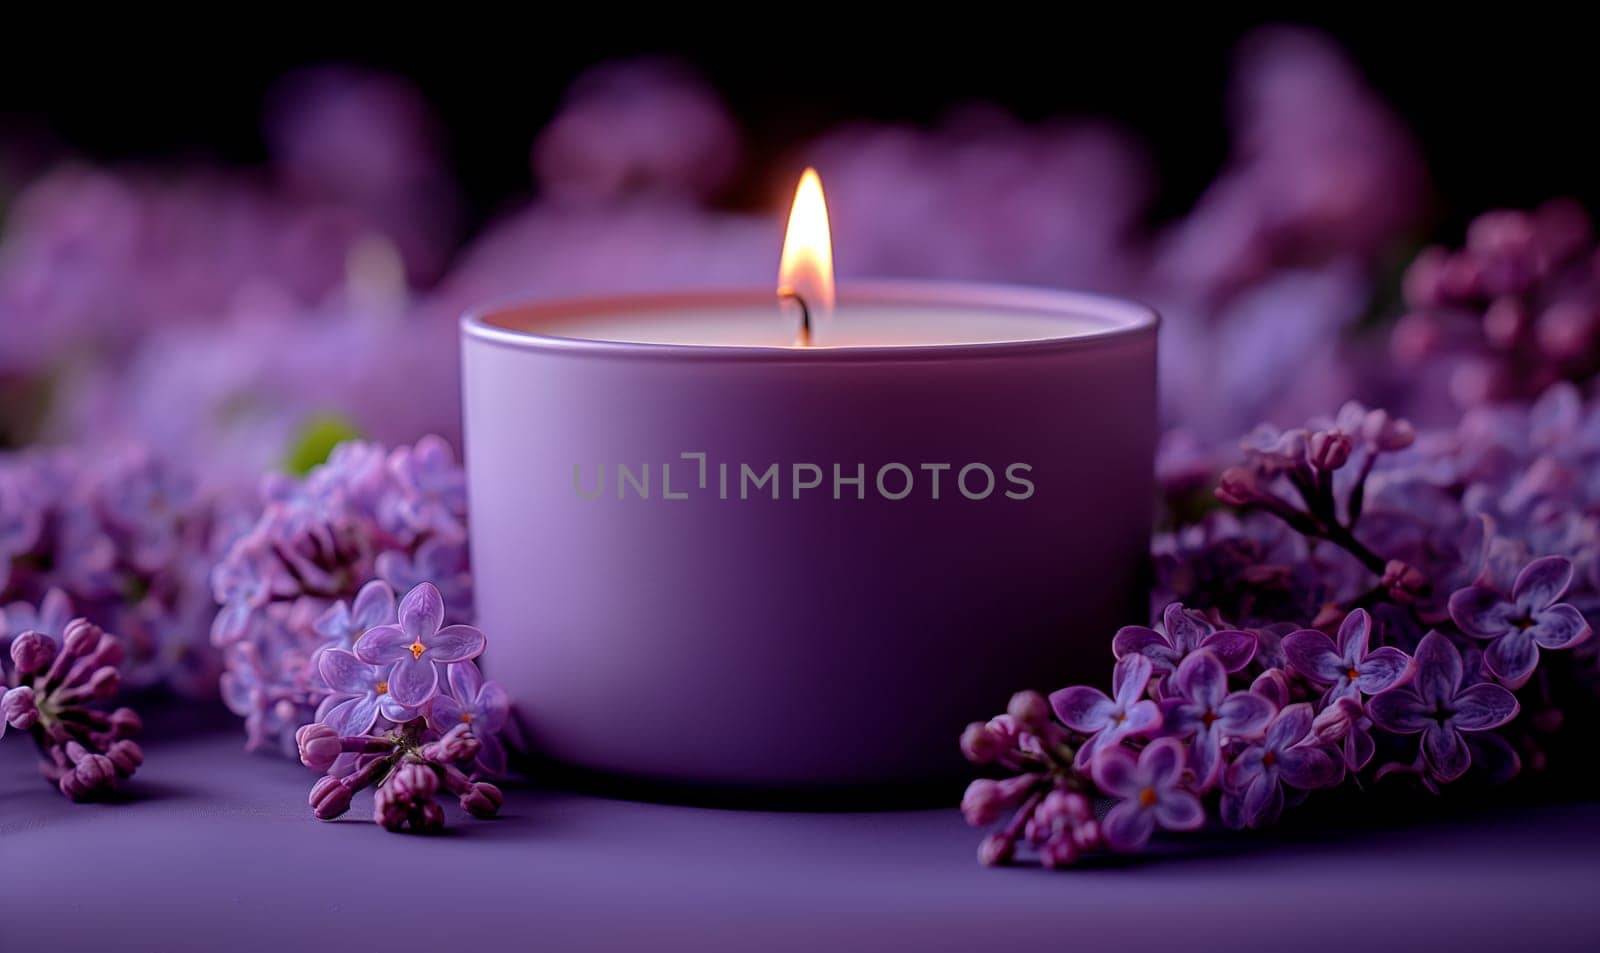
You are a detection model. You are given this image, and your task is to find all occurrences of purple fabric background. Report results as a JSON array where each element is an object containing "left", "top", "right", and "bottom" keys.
[{"left": 4, "top": 708, "right": 1597, "bottom": 953}]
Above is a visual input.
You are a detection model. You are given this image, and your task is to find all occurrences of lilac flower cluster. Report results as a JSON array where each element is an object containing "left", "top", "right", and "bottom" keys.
[
  {"left": 1, "top": 445, "right": 234, "bottom": 697},
  {"left": 1393, "top": 200, "right": 1598, "bottom": 411},
  {"left": 211, "top": 435, "right": 472, "bottom": 755},
  {"left": 964, "top": 394, "right": 1597, "bottom": 866},
  {"left": 294, "top": 582, "right": 507, "bottom": 833},
  {"left": 2, "top": 602, "right": 145, "bottom": 800}
]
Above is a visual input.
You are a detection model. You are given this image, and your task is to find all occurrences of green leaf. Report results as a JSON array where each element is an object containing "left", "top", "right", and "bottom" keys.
[{"left": 284, "top": 413, "right": 365, "bottom": 475}]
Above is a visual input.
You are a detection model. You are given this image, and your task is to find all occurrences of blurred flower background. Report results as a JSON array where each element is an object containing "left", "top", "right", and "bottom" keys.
[{"left": 3, "top": 21, "right": 1599, "bottom": 702}]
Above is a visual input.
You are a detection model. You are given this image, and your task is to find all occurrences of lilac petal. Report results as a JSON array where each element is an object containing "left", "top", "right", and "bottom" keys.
[
  {"left": 1188, "top": 731, "right": 1222, "bottom": 790},
  {"left": 1422, "top": 724, "right": 1470, "bottom": 782},
  {"left": 1121, "top": 699, "right": 1163, "bottom": 737},
  {"left": 428, "top": 694, "right": 467, "bottom": 734},
  {"left": 1101, "top": 800, "right": 1156, "bottom": 852},
  {"left": 377, "top": 695, "right": 417, "bottom": 723},
  {"left": 1336, "top": 609, "right": 1372, "bottom": 661},
  {"left": 1529, "top": 604, "right": 1591, "bottom": 650},
  {"left": 1344, "top": 728, "right": 1375, "bottom": 771},
  {"left": 1216, "top": 691, "right": 1275, "bottom": 738},
  {"left": 397, "top": 582, "right": 445, "bottom": 642},
  {"left": 448, "top": 658, "right": 486, "bottom": 701},
  {"left": 1090, "top": 744, "right": 1141, "bottom": 797},
  {"left": 1159, "top": 698, "right": 1202, "bottom": 736},
  {"left": 351, "top": 579, "right": 397, "bottom": 629},
  {"left": 1412, "top": 631, "right": 1464, "bottom": 705},
  {"left": 1141, "top": 737, "right": 1186, "bottom": 788},
  {"left": 1354, "top": 647, "right": 1414, "bottom": 695},
  {"left": 424, "top": 624, "right": 486, "bottom": 663},
  {"left": 211, "top": 601, "right": 252, "bottom": 646},
  {"left": 354, "top": 624, "right": 414, "bottom": 665},
  {"left": 1277, "top": 745, "right": 1341, "bottom": 789},
  {"left": 475, "top": 732, "right": 509, "bottom": 777},
  {"left": 313, "top": 602, "right": 352, "bottom": 642},
  {"left": 1368, "top": 687, "right": 1431, "bottom": 733},
  {"left": 1240, "top": 772, "right": 1283, "bottom": 829},
  {"left": 474, "top": 681, "right": 511, "bottom": 733},
  {"left": 1112, "top": 626, "right": 1180, "bottom": 679},
  {"left": 1199, "top": 630, "right": 1257, "bottom": 672},
  {"left": 1484, "top": 630, "right": 1539, "bottom": 688},
  {"left": 1451, "top": 683, "right": 1520, "bottom": 731},
  {"left": 1266, "top": 703, "right": 1314, "bottom": 750},
  {"left": 384, "top": 657, "right": 439, "bottom": 708},
  {"left": 320, "top": 694, "right": 381, "bottom": 736},
  {"left": 1110, "top": 654, "right": 1154, "bottom": 705},
  {"left": 1223, "top": 748, "right": 1263, "bottom": 791},
  {"left": 1512, "top": 555, "right": 1573, "bottom": 611},
  {"left": 1449, "top": 586, "right": 1515, "bottom": 640},
  {"left": 1163, "top": 604, "right": 1211, "bottom": 655},
  {"left": 1251, "top": 670, "right": 1290, "bottom": 708},
  {"left": 1050, "top": 685, "right": 1113, "bottom": 732},
  {"left": 1282, "top": 630, "right": 1347, "bottom": 684},
  {"left": 317, "top": 649, "right": 377, "bottom": 695},
  {"left": 1153, "top": 790, "right": 1205, "bottom": 831},
  {"left": 1173, "top": 650, "right": 1228, "bottom": 708}
]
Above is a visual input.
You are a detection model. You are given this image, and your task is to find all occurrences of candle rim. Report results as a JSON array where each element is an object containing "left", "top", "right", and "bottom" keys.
[{"left": 461, "top": 280, "right": 1158, "bottom": 362}]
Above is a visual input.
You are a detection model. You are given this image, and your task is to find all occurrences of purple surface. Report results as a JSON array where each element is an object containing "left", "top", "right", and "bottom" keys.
[{"left": 4, "top": 715, "right": 1598, "bottom": 953}]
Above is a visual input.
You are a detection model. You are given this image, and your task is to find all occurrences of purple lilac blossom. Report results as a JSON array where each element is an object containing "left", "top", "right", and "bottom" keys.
[
  {"left": 1448, "top": 555, "right": 1591, "bottom": 688},
  {"left": 1369, "top": 632, "right": 1520, "bottom": 784},
  {"left": 1112, "top": 602, "right": 1257, "bottom": 683},
  {"left": 1091, "top": 738, "right": 1207, "bottom": 851},
  {"left": 1049, "top": 654, "right": 1162, "bottom": 770},
  {"left": 1221, "top": 703, "right": 1343, "bottom": 830},
  {"left": 1158, "top": 648, "right": 1275, "bottom": 791},
  {"left": 1282, "top": 608, "right": 1415, "bottom": 702},
  {"left": 354, "top": 582, "right": 484, "bottom": 708}
]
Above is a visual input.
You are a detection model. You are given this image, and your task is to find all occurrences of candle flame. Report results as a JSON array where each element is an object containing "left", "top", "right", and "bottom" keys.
[{"left": 778, "top": 168, "right": 834, "bottom": 343}]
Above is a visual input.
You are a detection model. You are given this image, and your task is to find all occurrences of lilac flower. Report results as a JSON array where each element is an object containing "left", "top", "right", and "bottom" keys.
[
  {"left": 1050, "top": 654, "right": 1162, "bottom": 769},
  {"left": 1112, "top": 602, "right": 1257, "bottom": 684},
  {"left": 1448, "top": 556, "right": 1591, "bottom": 688},
  {"left": 314, "top": 579, "right": 395, "bottom": 652},
  {"left": 1158, "top": 649, "right": 1276, "bottom": 790},
  {"left": 1282, "top": 609, "right": 1414, "bottom": 702},
  {"left": 426, "top": 660, "right": 510, "bottom": 776},
  {"left": 355, "top": 583, "right": 483, "bottom": 708},
  {"left": 375, "top": 538, "right": 471, "bottom": 624},
  {"left": 1222, "top": 703, "right": 1342, "bottom": 829},
  {"left": 1312, "top": 696, "right": 1376, "bottom": 771},
  {"left": 1369, "top": 631, "right": 1519, "bottom": 784},
  {"left": 314, "top": 648, "right": 416, "bottom": 736},
  {"left": 1091, "top": 738, "right": 1206, "bottom": 851}
]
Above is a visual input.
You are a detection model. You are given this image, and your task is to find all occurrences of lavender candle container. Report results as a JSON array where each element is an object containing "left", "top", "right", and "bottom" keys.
[{"left": 460, "top": 281, "right": 1157, "bottom": 792}]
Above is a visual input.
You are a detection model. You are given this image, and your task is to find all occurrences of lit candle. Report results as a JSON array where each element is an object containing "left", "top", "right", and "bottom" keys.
[{"left": 461, "top": 171, "right": 1158, "bottom": 791}]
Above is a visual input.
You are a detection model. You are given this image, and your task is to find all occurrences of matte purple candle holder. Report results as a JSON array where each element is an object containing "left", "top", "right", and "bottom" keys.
[{"left": 461, "top": 281, "right": 1158, "bottom": 793}]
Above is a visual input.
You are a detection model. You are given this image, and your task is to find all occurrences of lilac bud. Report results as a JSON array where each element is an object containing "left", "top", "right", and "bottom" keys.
[
  {"left": 460, "top": 781, "right": 504, "bottom": 819},
  {"left": 1536, "top": 301, "right": 1594, "bottom": 361},
  {"left": 1215, "top": 466, "right": 1261, "bottom": 506},
  {"left": 3, "top": 687, "right": 40, "bottom": 730},
  {"left": 373, "top": 785, "right": 408, "bottom": 831},
  {"left": 10, "top": 631, "right": 57, "bottom": 675},
  {"left": 86, "top": 666, "right": 120, "bottom": 700},
  {"left": 387, "top": 762, "right": 440, "bottom": 802},
  {"left": 1361, "top": 410, "right": 1415, "bottom": 452},
  {"left": 959, "top": 721, "right": 1002, "bottom": 764},
  {"left": 1072, "top": 818, "right": 1103, "bottom": 851},
  {"left": 1483, "top": 297, "right": 1527, "bottom": 350},
  {"left": 1401, "top": 247, "right": 1448, "bottom": 308},
  {"left": 977, "top": 832, "right": 1015, "bottom": 867},
  {"left": 1005, "top": 690, "right": 1051, "bottom": 732},
  {"left": 1038, "top": 837, "right": 1078, "bottom": 869},
  {"left": 1381, "top": 560, "right": 1428, "bottom": 603},
  {"left": 1308, "top": 430, "right": 1353, "bottom": 472},
  {"left": 960, "top": 775, "right": 1033, "bottom": 827},
  {"left": 105, "top": 739, "right": 144, "bottom": 778},
  {"left": 61, "top": 618, "right": 101, "bottom": 658},
  {"left": 1313, "top": 697, "right": 1360, "bottom": 743},
  {"left": 415, "top": 800, "right": 446, "bottom": 834},
  {"left": 108, "top": 707, "right": 142, "bottom": 738},
  {"left": 310, "top": 776, "right": 354, "bottom": 820},
  {"left": 296, "top": 723, "right": 342, "bottom": 773},
  {"left": 420, "top": 724, "right": 479, "bottom": 764},
  {"left": 61, "top": 752, "right": 117, "bottom": 801},
  {"left": 88, "top": 633, "right": 124, "bottom": 669}
]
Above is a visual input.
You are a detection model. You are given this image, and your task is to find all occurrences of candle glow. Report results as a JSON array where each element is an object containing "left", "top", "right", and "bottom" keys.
[{"left": 778, "top": 167, "right": 835, "bottom": 344}]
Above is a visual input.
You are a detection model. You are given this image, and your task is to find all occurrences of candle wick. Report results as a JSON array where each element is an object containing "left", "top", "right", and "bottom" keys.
[{"left": 780, "top": 289, "right": 812, "bottom": 347}]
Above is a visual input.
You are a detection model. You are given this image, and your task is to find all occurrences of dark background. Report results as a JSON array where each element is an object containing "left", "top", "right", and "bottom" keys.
[{"left": 2, "top": 12, "right": 1591, "bottom": 235}]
